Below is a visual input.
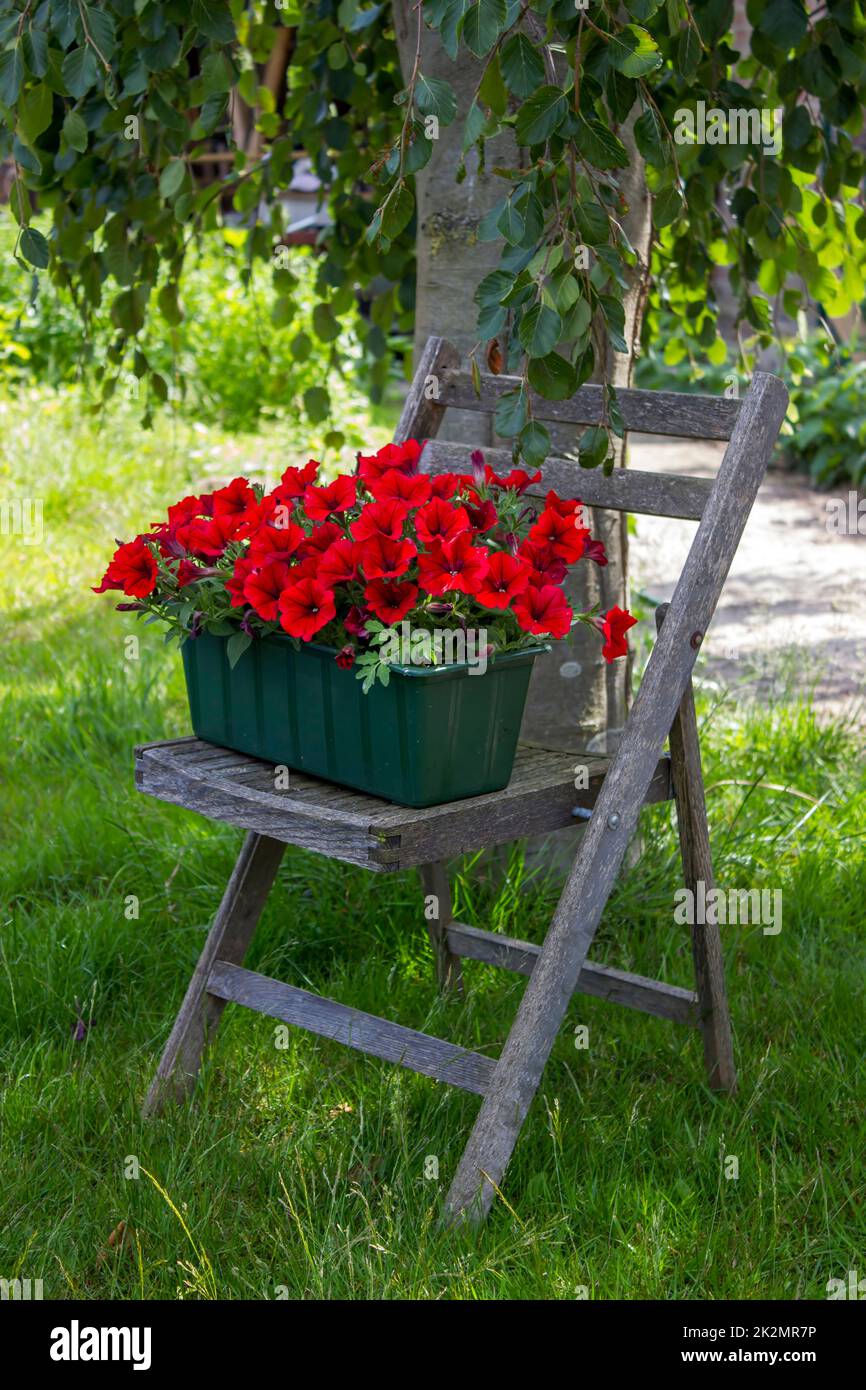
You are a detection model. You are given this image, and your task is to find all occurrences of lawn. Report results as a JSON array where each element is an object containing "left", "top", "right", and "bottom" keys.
[{"left": 1, "top": 389, "right": 864, "bottom": 1300}]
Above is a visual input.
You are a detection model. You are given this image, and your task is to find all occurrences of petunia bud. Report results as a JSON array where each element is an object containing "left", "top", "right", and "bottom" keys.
[
  {"left": 470, "top": 449, "right": 486, "bottom": 488},
  {"left": 427, "top": 602, "right": 453, "bottom": 617}
]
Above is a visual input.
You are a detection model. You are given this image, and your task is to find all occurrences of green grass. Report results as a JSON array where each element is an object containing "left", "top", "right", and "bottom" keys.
[{"left": 1, "top": 390, "right": 865, "bottom": 1300}]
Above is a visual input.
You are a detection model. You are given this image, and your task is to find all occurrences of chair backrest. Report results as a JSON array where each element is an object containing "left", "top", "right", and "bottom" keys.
[{"left": 394, "top": 335, "right": 747, "bottom": 522}]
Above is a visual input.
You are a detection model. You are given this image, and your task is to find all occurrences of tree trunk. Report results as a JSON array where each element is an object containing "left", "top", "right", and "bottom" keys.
[{"left": 391, "top": 5, "right": 650, "bottom": 756}]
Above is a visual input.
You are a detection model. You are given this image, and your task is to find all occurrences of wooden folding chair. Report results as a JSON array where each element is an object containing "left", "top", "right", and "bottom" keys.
[{"left": 137, "top": 337, "right": 788, "bottom": 1225}]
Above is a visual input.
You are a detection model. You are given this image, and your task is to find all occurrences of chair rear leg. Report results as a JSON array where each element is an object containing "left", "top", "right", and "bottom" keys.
[
  {"left": 419, "top": 862, "right": 463, "bottom": 995},
  {"left": 142, "top": 832, "right": 285, "bottom": 1117},
  {"left": 669, "top": 682, "right": 737, "bottom": 1091}
]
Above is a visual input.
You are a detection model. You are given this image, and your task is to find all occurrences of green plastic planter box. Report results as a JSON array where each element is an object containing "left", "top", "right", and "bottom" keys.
[{"left": 181, "top": 630, "right": 546, "bottom": 808}]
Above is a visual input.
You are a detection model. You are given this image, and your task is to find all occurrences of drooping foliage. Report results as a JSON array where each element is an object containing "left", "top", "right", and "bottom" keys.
[{"left": 1, "top": 0, "right": 864, "bottom": 465}]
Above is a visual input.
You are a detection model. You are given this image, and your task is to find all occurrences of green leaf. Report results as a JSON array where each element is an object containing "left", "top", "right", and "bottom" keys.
[
  {"left": 494, "top": 385, "right": 528, "bottom": 437},
  {"left": 226, "top": 631, "right": 253, "bottom": 669},
  {"left": 608, "top": 25, "right": 662, "bottom": 79},
  {"left": 575, "top": 116, "right": 630, "bottom": 169},
  {"left": 312, "top": 302, "right": 340, "bottom": 342},
  {"left": 478, "top": 52, "right": 507, "bottom": 116},
  {"left": 381, "top": 182, "right": 414, "bottom": 239},
  {"left": 514, "top": 85, "right": 567, "bottom": 146},
  {"left": 578, "top": 426, "right": 609, "bottom": 469},
  {"left": 158, "top": 282, "right": 184, "bottom": 326},
  {"left": 634, "top": 105, "right": 668, "bottom": 166},
  {"left": 62, "top": 109, "right": 89, "bottom": 153},
  {"left": 22, "top": 26, "right": 49, "bottom": 77},
  {"left": 462, "top": 0, "right": 506, "bottom": 59},
  {"left": 415, "top": 74, "right": 457, "bottom": 125},
  {"left": 527, "top": 351, "right": 576, "bottom": 401},
  {"left": 654, "top": 184, "right": 684, "bottom": 227},
  {"left": 142, "top": 25, "right": 182, "bottom": 72},
  {"left": 84, "top": 3, "right": 116, "bottom": 59},
  {"left": 519, "top": 419, "right": 551, "bottom": 468},
  {"left": 19, "top": 83, "right": 53, "bottom": 145},
  {"left": 62, "top": 46, "right": 99, "bottom": 100},
  {"left": 575, "top": 201, "right": 611, "bottom": 245},
  {"left": 20, "top": 226, "right": 50, "bottom": 269},
  {"left": 499, "top": 32, "right": 544, "bottom": 99},
  {"left": 519, "top": 302, "right": 562, "bottom": 358},
  {"left": 462, "top": 99, "right": 487, "bottom": 151},
  {"left": 159, "top": 159, "right": 186, "bottom": 200},
  {"left": 758, "top": 0, "right": 808, "bottom": 50},
  {"left": 111, "top": 287, "right": 146, "bottom": 337},
  {"left": 626, "top": 0, "right": 661, "bottom": 18},
  {"left": 497, "top": 199, "right": 525, "bottom": 245},
  {"left": 200, "top": 52, "right": 233, "bottom": 96},
  {"left": 303, "top": 386, "right": 331, "bottom": 423},
  {"left": 676, "top": 26, "right": 702, "bottom": 80},
  {"left": 0, "top": 46, "right": 25, "bottom": 105}
]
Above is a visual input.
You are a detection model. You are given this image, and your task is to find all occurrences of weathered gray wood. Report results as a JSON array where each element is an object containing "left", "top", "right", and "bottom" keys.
[
  {"left": 136, "top": 740, "right": 673, "bottom": 872},
  {"left": 420, "top": 863, "right": 463, "bottom": 994},
  {"left": 421, "top": 439, "right": 712, "bottom": 521},
  {"left": 142, "top": 831, "right": 285, "bottom": 1117},
  {"left": 445, "top": 922, "right": 699, "bottom": 1027},
  {"left": 439, "top": 368, "right": 742, "bottom": 440},
  {"left": 394, "top": 336, "right": 461, "bottom": 444},
  {"left": 443, "top": 370, "right": 788, "bottom": 1224},
  {"left": 206, "top": 961, "right": 495, "bottom": 1096},
  {"left": 656, "top": 604, "right": 736, "bottom": 1090}
]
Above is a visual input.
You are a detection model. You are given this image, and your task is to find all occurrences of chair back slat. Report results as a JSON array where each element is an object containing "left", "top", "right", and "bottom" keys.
[
  {"left": 439, "top": 370, "right": 741, "bottom": 441},
  {"left": 420, "top": 440, "right": 711, "bottom": 520}
]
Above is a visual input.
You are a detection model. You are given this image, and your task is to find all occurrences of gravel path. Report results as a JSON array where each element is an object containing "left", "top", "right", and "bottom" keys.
[{"left": 629, "top": 438, "right": 866, "bottom": 717}]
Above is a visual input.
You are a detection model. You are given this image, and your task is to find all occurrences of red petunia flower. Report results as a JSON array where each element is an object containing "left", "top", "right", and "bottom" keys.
[
  {"left": 528, "top": 507, "right": 588, "bottom": 564},
  {"left": 165, "top": 494, "right": 204, "bottom": 538},
  {"left": 598, "top": 605, "right": 637, "bottom": 662},
  {"left": 303, "top": 475, "right": 357, "bottom": 522},
  {"left": 485, "top": 465, "right": 543, "bottom": 494},
  {"left": 93, "top": 538, "right": 158, "bottom": 598},
  {"left": 177, "top": 513, "right": 244, "bottom": 559},
  {"left": 367, "top": 470, "right": 431, "bottom": 507},
  {"left": 517, "top": 538, "right": 569, "bottom": 587},
  {"left": 247, "top": 520, "right": 305, "bottom": 567},
  {"left": 287, "top": 554, "right": 322, "bottom": 582},
  {"left": 357, "top": 534, "right": 417, "bottom": 580},
  {"left": 176, "top": 559, "right": 205, "bottom": 587},
  {"left": 278, "top": 577, "right": 336, "bottom": 641},
  {"left": 364, "top": 578, "right": 418, "bottom": 623},
  {"left": 318, "top": 538, "right": 359, "bottom": 588},
  {"left": 226, "top": 557, "right": 256, "bottom": 607},
  {"left": 543, "top": 489, "right": 581, "bottom": 518},
  {"left": 583, "top": 537, "right": 608, "bottom": 567},
  {"left": 415, "top": 496, "right": 471, "bottom": 546},
  {"left": 428, "top": 473, "right": 462, "bottom": 500},
  {"left": 298, "top": 521, "right": 342, "bottom": 558},
  {"left": 475, "top": 552, "right": 531, "bottom": 609},
  {"left": 212, "top": 477, "right": 258, "bottom": 524},
  {"left": 466, "top": 498, "right": 499, "bottom": 533},
  {"left": 350, "top": 498, "right": 411, "bottom": 543},
  {"left": 344, "top": 604, "right": 371, "bottom": 639},
  {"left": 243, "top": 561, "right": 293, "bottom": 623},
  {"left": 335, "top": 644, "right": 356, "bottom": 670},
  {"left": 417, "top": 532, "right": 490, "bottom": 596},
  {"left": 277, "top": 459, "right": 319, "bottom": 500},
  {"left": 513, "top": 584, "right": 573, "bottom": 639},
  {"left": 357, "top": 438, "right": 423, "bottom": 482}
]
